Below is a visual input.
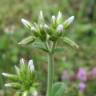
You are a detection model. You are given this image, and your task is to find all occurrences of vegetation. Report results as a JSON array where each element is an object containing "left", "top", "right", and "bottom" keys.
[{"left": 0, "top": 0, "right": 96, "bottom": 96}]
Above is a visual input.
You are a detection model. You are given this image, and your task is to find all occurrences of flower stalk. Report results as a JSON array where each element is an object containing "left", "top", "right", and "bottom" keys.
[{"left": 46, "top": 42, "right": 55, "bottom": 96}]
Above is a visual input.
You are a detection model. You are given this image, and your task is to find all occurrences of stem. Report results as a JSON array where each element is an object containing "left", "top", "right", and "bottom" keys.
[
  {"left": 46, "top": 52, "right": 54, "bottom": 96},
  {"left": 46, "top": 42, "right": 55, "bottom": 96}
]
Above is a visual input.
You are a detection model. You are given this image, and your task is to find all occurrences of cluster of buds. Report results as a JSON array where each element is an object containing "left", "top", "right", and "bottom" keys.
[
  {"left": 2, "top": 58, "right": 38, "bottom": 96},
  {"left": 19, "top": 11, "right": 75, "bottom": 45}
]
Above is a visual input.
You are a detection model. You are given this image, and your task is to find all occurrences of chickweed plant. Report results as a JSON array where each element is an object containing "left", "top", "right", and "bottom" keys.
[{"left": 2, "top": 11, "right": 79, "bottom": 96}]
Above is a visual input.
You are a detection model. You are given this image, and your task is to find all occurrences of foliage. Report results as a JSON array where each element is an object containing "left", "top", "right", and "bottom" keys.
[{"left": 0, "top": 0, "right": 96, "bottom": 96}]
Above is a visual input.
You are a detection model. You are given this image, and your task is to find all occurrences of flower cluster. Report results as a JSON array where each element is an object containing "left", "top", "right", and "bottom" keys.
[
  {"left": 2, "top": 58, "right": 38, "bottom": 96},
  {"left": 19, "top": 11, "right": 75, "bottom": 45}
]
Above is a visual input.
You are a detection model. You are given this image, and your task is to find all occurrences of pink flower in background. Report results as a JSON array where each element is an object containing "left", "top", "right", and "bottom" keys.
[
  {"left": 91, "top": 67, "right": 96, "bottom": 77},
  {"left": 77, "top": 68, "right": 87, "bottom": 81},
  {"left": 61, "top": 70, "right": 70, "bottom": 81},
  {"left": 79, "top": 82, "right": 86, "bottom": 92}
]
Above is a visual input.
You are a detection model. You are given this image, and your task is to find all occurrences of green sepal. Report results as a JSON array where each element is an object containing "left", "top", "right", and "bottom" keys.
[
  {"left": 18, "top": 36, "right": 35, "bottom": 45},
  {"left": 62, "top": 37, "right": 79, "bottom": 49}
]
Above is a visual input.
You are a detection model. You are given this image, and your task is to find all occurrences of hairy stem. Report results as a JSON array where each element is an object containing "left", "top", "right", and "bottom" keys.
[{"left": 46, "top": 42, "right": 55, "bottom": 96}]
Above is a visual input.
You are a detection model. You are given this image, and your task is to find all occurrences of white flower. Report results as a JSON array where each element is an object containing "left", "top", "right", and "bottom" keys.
[
  {"left": 28, "top": 60, "right": 35, "bottom": 72},
  {"left": 21, "top": 18, "right": 31, "bottom": 28},
  {"left": 56, "top": 24, "right": 64, "bottom": 32},
  {"left": 64, "top": 16, "right": 75, "bottom": 28}
]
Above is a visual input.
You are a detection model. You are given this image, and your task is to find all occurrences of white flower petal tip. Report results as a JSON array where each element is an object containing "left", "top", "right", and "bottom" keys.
[
  {"left": 57, "top": 24, "right": 64, "bottom": 32},
  {"left": 21, "top": 18, "right": 31, "bottom": 28},
  {"left": 2, "top": 73, "right": 7, "bottom": 76},
  {"left": 39, "top": 10, "right": 44, "bottom": 22},
  {"left": 20, "top": 58, "right": 25, "bottom": 65},
  {"left": 28, "top": 60, "right": 35, "bottom": 72},
  {"left": 65, "top": 16, "right": 75, "bottom": 24},
  {"left": 40, "top": 10, "right": 43, "bottom": 18},
  {"left": 44, "top": 24, "right": 49, "bottom": 29},
  {"left": 64, "top": 16, "right": 75, "bottom": 28},
  {"left": 4, "top": 83, "right": 12, "bottom": 87},
  {"left": 68, "top": 16, "right": 75, "bottom": 23},
  {"left": 52, "top": 15, "right": 56, "bottom": 23},
  {"left": 31, "top": 26, "right": 36, "bottom": 31}
]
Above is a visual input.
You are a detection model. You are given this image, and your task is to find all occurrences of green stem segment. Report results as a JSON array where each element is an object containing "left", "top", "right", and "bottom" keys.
[
  {"left": 46, "top": 42, "right": 55, "bottom": 96},
  {"left": 46, "top": 52, "right": 54, "bottom": 96}
]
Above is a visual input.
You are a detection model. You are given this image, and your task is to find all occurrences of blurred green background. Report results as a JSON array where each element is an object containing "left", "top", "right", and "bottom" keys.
[{"left": 0, "top": 0, "right": 96, "bottom": 96}]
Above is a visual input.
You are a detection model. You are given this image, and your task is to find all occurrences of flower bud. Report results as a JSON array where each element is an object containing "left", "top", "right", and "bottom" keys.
[
  {"left": 21, "top": 18, "right": 31, "bottom": 28},
  {"left": 5, "top": 83, "right": 20, "bottom": 88},
  {"left": 56, "top": 24, "right": 64, "bottom": 32},
  {"left": 51, "top": 15, "right": 56, "bottom": 24},
  {"left": 20, "top": 58, "right": 25, "bottom": 65},
  {"left": 38, "top": 10, "right": 44, "bottom": 23},
  {"left": 64, "top": 16, "right": 75, "bottom": 29},
  {"left": 28, "top": 60, "right": 35, "bottom": 72},
  {"left": 2, "top": 73, "right": 16, "bottom": 79},
  {"left": 57, "top": 11, "right": 62, "bottom": 24}
]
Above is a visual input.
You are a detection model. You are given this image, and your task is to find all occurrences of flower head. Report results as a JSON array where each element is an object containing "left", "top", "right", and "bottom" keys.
[
  {"left": 77, "top": 68, "right": 87, "bottom": 81},
  {"left": 91, "top": 67, "right": 96, "bottom": 77},
  {"left": 79, "top": 82, "right": 86, "bottom": 92}
]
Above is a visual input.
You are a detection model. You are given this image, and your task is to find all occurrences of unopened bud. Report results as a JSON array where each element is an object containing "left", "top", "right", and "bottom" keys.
[
  {"left": 57, "top": 11, "right": 62, "bottom": 24},
  {"left": 38, "top": 10, "right": 44, "bottom": 23},
  {"left": 64, "top": 16, "right": 75, "bottom": 29},
  {"left": 21, "top": 18, "right": 31, "bottom": 28},
  {"left": 20, "top": 58, "right": 25, "bottom": 65},
  {"left": 52, "top": 16, "right": 56, "bottom": 24}
]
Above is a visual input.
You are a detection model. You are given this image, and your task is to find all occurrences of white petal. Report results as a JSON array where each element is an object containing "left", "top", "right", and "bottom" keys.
[
  {"left": 51, "top": 15, "right": 56, "bottom": 24},
  {"left": 28, "top": 60, "right": 35, "bottom": 72},
  {"left": 56, "top": 24, "right": 64, "bottom": 32},
  {"left": 64, "top": 16, "right": 75, "bottom": 25},
  {"left": 21, "top": 18, "right": 31, "bottom": 28},
  {"left": 20, "top": 58, "right": 25, "bottom": 65}
]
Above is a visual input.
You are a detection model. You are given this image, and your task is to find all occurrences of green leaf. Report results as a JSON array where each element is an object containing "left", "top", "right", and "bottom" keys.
[
  {"left": 62, "top": 37, "right": 79, "bottom": 49},
  {"left": 32, "top": 41, "right": 49, "bottom": 52},
  {"left": 18, "top": 36, "right": 35, "bottom": 45},
  {"left": 51, "top": 82, "right": 66, "bottom": 96}
]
